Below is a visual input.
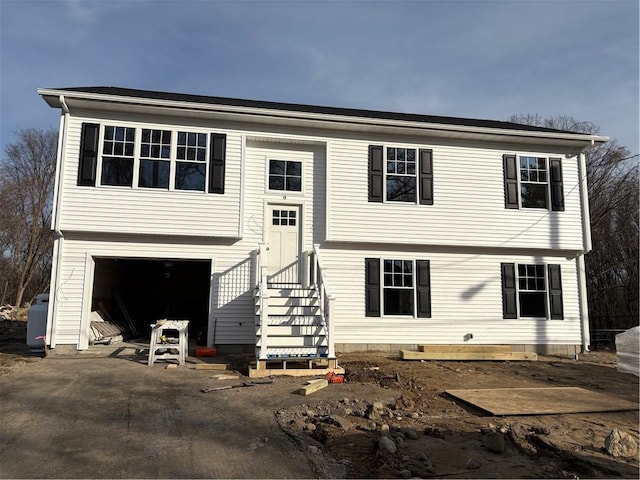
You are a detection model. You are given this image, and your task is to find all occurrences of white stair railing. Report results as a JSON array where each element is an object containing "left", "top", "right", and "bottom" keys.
[
  {"left": 255, "top": 243, "right": 270, "bottom": 360},
  {"left": 309, "top": 244, "right": 336, "bottom": 358}
]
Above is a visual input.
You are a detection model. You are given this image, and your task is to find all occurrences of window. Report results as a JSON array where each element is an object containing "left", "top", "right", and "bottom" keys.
[
  {"left": 269, "top": 160, "right": 302, "bottom": 192},
  {"left": 176, "top": 132, "right": 207, "bottom": 191},
  {"left": 139, "top": 129, "right": 171, "bottom": 189},
  {"left": 501, "top": 263, "right": 563, "bottom": 319},
  {"left": 383, "top": 259, "right": 414, "bottom": 315},
  {"left": 101, "top": 126, "right": 135, "bottom": 186},
  {"left": 368, "top": 145, "right": 433, "bottom": 205},
  {"left": 272, "top": 209, "right": 296, "bottom": 226},
  {"left": 503, "top": 154, "right": 564, "bottom": 211},
  {"left": 77, "top": 122, "right": 226, "bottom": 193},
  {"left": 365, "top": 258, "right": 431, "bottom": 318}
]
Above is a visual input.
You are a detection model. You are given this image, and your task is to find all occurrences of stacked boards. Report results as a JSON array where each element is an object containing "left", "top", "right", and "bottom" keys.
[{"left": 400, "top": 345, "right": 537, "bottom": 361}]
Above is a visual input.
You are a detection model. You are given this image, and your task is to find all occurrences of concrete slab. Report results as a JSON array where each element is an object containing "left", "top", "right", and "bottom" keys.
[{"left": 0, "top": 356, "right": 326, "bottom": 478}]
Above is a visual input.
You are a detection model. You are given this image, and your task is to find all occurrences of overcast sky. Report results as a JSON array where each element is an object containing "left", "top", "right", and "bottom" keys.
[{"left": 1, "top": 0, "right": 638, "bottom": 154}]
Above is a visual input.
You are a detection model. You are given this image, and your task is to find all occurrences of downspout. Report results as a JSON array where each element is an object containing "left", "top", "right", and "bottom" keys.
[
  {"left": 577, "top": 149, "right": 592, "bottom": 352},
  {"left": 46, "top": 95, "right": 69, "bottom": 348}
]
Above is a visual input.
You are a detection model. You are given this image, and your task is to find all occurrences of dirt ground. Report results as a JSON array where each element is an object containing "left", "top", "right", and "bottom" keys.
[{"left": 1, "top": 318, "right": 638, "bottom": 479}]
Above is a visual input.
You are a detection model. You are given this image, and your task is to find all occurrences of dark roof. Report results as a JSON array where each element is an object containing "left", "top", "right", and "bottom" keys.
[{"left": 52, "top": 86, "right": 576, "bottom": 135}]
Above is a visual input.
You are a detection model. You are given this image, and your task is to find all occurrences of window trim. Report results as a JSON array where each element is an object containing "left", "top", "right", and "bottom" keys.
[
  {"left": 503, "top": 153, "right": 564, "bottom": 211},
  {"left": 369, "top": 144, "right": 433, "bottom": 205},
  {"left": 265, "top": 158, "right": 305, "bottom": 195},
  {"left": 92, "top": 123, "right": 223, "bottom": 194},
  {"left": 501, "top": 262, "right": 563, "bottom": 320},
  {"left": 365, "top": 257, "right": 431, "bottom": 318}
]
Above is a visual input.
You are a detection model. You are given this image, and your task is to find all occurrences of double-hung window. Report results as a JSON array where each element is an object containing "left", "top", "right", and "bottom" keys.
[
  {"left": 368, "top": 145, "right": 433, "bottom": 205},
  {"left": 503, "top": 154, "right": 564, "bottom": 211},
  {"left": 501, "top": 263, "right": 563, "bottom": 319},
  {"left": 365, "top": 258, "right": 431, "bottom": 318},
  {"left": 76, "top": 122, "right": 226, "bottom": 194}
]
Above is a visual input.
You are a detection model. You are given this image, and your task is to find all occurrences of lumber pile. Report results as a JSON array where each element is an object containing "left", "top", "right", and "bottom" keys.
[{"left": 400, "top": 345, "right": 537, "bottom": 361}]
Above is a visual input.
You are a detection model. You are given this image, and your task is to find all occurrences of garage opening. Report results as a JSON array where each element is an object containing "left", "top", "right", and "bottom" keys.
[{"left": 90, "top": 258, "right": 210, "bottom": 345}]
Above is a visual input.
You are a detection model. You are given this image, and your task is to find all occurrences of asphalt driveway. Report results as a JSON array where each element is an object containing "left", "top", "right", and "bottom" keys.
[{"left": 0, "top": 355, "right": 339, "bottom": 479}]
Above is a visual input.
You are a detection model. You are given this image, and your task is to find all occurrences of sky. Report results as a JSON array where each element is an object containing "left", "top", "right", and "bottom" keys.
[{"left": 1, "top": 0, "right": 638, "bottom": 155}]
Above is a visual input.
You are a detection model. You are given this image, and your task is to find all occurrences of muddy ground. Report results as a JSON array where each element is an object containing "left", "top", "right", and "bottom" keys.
[{"left": 1, "top": 318, "right": 638, "bottom": 479}]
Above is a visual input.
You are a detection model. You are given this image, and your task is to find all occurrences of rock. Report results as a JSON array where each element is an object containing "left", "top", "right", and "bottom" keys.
[
  {"left": 424, "top": 427, "right": 445, "bottom": 439},
  {"left": 305, "top": 422, "right": 317, "bottom": 432},
  {"left": 399, "top": 469, "right": 412, "bottom": 478},
  {"left": 305, "top": 410, "right": 316, "bottom": 417},
  {"left": 307, "top": 445, "right": 319, "bottom": 455},
  {"left": 381, "top": 424, "right": 390, "bottom": 433},
  {"left": 465, "top": 457, "right": 482, "bottom": 470},
  {"left": 605, "top": 429, "right": 639, "bottom": 458},
  {"left": 372, "top": 401, "right": 385, "bottom": 411},
  {"left": 342, "top": 397, "right": 350, "bottom": 404},
  {"left": 483, "top": 432, "right": 506, "bottom": 453},
  {"left": 400, "top": 427, "right": 418, "bottom": 440},
  {"left": 410, "top": 412, "right": 420, "bottom": 419},
  {"left": 416, "top": 452, "right": 430, "bottom": 462},
  {"left": 325, "top": 415, "right": 351, "bottom": 429},
  {"left": 532, "top": 426, "right": 550, "bottom": 435},
  {"left": 290, "top": 419, "right": 305, "bottom": 431},
  {"left": 379, "top": 435, "right": 397, "bottom": 453}
]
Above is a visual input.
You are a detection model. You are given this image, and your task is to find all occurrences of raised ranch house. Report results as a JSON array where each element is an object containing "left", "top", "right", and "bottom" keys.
[{"left": 38, "top": 86, "right": 607, "bottom": 365}]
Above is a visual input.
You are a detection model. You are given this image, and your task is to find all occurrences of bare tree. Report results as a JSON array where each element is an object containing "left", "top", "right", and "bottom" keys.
[
  {"left": 0, "top": 128, "right": 58, "bottom": 307},
  {"left": 510, "top": 114, "right": 639, "bottom": 329}
]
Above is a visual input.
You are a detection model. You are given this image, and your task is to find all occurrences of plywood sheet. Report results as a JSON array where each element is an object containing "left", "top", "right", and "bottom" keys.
[{"left": 446, "top": 387, "right": 638, "bottom": 415}]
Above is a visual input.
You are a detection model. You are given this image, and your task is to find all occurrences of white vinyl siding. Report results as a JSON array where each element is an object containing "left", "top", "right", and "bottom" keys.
[
  {"left": 57, "top": 115, "right": 242, "bottom": 238},
  {"left": 49, "top": 138, "right": 325, "bottom": 349},
  {"left": 328, "top": 140, "right": 584, "bottom": 250},
  {"left": 321, "top": 247, "right": 581, "bottom": 346}
]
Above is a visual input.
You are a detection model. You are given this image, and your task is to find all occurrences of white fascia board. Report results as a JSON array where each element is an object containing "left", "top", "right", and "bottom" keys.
[{"left": 38, "top": 88, "right": 610, "bottom": 146}]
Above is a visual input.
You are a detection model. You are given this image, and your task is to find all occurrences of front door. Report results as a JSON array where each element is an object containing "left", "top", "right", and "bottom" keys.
[{"left": 267, "top": 204, "right": 301, "bottom": 284}]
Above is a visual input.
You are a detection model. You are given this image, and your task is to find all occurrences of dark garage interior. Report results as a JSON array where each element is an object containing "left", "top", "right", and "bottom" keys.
[{"left": 91, "top": 258, "right": 210, "bottom": 344}]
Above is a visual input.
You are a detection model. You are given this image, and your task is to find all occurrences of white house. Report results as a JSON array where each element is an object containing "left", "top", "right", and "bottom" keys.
[{"left": 38, "top": 86, "right": 607, "bottom": 360}]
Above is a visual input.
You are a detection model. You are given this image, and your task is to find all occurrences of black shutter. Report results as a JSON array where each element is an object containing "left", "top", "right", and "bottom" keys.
[
  {"left": 549, "top": 158, "right": 564, "bottom": 211},
  {"left": 368, "top": 145, "right": 383, "bottom": 202},
  {"left": 208, "top": 133, "right": 226, "bottom": 194},
  {"left": 418, "top": 149, "right": 434, "bottom": 205},
  {"left": 548, "top": 264, "right": 564, "bottom": 319},
  {"left": 503, "top": 154, "right": 519, "bottom": 209},
  {"left": 77, "top": 123, "right": 99, "bottom": 186},
  {"left": 501, "top": 263, "right": 517, "bottom": 319},
  {"left": 416, "top": 260, "right": 432, "bottom": 318},
  {"left": 365, "top": 258, "right": 381, "bottom": 317}
]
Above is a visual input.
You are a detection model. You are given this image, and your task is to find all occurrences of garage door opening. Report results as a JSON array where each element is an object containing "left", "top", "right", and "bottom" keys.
[{"left": 91, "top": 258, "right": 210, "bottom": 345}]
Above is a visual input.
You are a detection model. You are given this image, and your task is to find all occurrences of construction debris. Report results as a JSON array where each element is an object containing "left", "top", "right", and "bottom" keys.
[
  {"left": 194, "top": 363, "right": 228, "bottom": 370},
  {"left": 296, "top": 378, "right": 328, "bottom": 395},
  {"left": 210, "top": 373, "right": 240, "bottom": 380}
]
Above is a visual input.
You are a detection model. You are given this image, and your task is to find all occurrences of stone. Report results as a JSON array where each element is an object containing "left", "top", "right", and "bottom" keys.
[
  {"left": 307, "top": 445, "right": 319, "bottom": 455},
  {"left": 372, "top": 401, "right": 385, "bottom": 411},
  {"left": 483, "top": 432, "right": 506, "bottom": 453},
  {"left": 305, "top": 410, "right": 316, "bottom": 417},
  {"left": 365, "top": 405, "right": 381, "bottom": 420},
  {"left": 604, "top": 429, "right": 639, "bottom": 458},
  {"left": 399, "top": 469, "right": 412, "bottom": 478},
  {"left": 532, "top": 426, "right": 550, "bottom": 435},
  {"left": 465, "top": 457, "right": 482, "bottom": 470},
  {"left": 305, "top": 423, "right": 317, "bottom": 432},
  {"left": 410, "top": 412, "right": 420, "bottom": 419},
  {"left": 342, "top": 397, "right": 350, "bottom": 404},
  {"left": 424, "top": 427, "right": 445, "bottom": 439},
  {"left": 290, "top": 419, "right": 305, "bottom": 431},
  {"left": 379, "top": 435, "right": 397, "bottom": 454},
  {"left": 400, "top": 427, "right": 418, "bottom": 440},
  {"left": 381, "top": 424, "right": 390, "bottom": 433},
  {"left": 416, "top": 452, "right": 430, "bottom": 463}
]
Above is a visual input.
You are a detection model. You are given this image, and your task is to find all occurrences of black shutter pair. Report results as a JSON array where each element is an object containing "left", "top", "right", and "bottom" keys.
[
  {"left": 368, "top": 145, "right": 433, "bottom": 204},
  {"left": 503, "top": 154, "right": 564, "bottom": 210},
  {"left": 365, "top": 258, "right": 431, "bottom": 318},
  {"left": 501, "top": 263, "right": 563, "bottom": 319},
  {"left": 77, "top": 123, "right": 227, "bottom": 193}
]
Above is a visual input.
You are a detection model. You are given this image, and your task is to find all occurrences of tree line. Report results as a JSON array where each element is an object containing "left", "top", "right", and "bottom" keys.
[{"left": 1, "top": 119, "right": 638, "bottom": 331}]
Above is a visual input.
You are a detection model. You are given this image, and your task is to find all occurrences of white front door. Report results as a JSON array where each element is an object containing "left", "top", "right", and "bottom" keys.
[{"left": 267, "top": 205, "right": 301, "bottom": 284}]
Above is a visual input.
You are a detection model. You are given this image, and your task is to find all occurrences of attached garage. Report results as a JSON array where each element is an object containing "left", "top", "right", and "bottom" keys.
[{"left": 90, "top": 258, "right": 211, "bottom": 344}]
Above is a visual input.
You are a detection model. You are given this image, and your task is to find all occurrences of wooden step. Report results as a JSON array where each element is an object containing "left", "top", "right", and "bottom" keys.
[
  {"left": 267, "top": 296, "right": 319, "bottom": 307},
  {"left": 267, "top": 287, "right": 315, "bottom": 298},
  {"left": 256, "top": 336, "right": 328, "bottom": 348},
  {"left": 400, "top": 350, "right": 538, "bottom": 361},
  {"left": 256, "top": 325, "right": 325, "bottom": 336},
  {"left": 249, "top": 357, "right": 342, "bottom": 378},
  {"left": 259, "top": 346, "right": 329, "bottom": 357},
  {"left": 261, "top": 305, "right": 320, "bottom": 316},
  {"left": 418, "top": 345, "right": 513, "bottom": 353}
]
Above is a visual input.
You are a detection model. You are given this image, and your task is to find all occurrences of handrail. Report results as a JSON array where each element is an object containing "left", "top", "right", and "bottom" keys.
[
  {"left": 310, "top": 244, "right": 336, "bottom": 358},
  {"left": 255, "top": 243, "right": 269, "bottom": 360}
]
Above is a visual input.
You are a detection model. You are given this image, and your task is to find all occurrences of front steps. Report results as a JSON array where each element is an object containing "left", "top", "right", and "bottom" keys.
[{"left": 253, "top": 284, "right": 338, "bottom": 376}]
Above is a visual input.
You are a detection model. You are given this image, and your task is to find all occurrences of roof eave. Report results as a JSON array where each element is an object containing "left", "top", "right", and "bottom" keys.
[{"left": 38, "top": 88, "right": 609, "bottom": 148}]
